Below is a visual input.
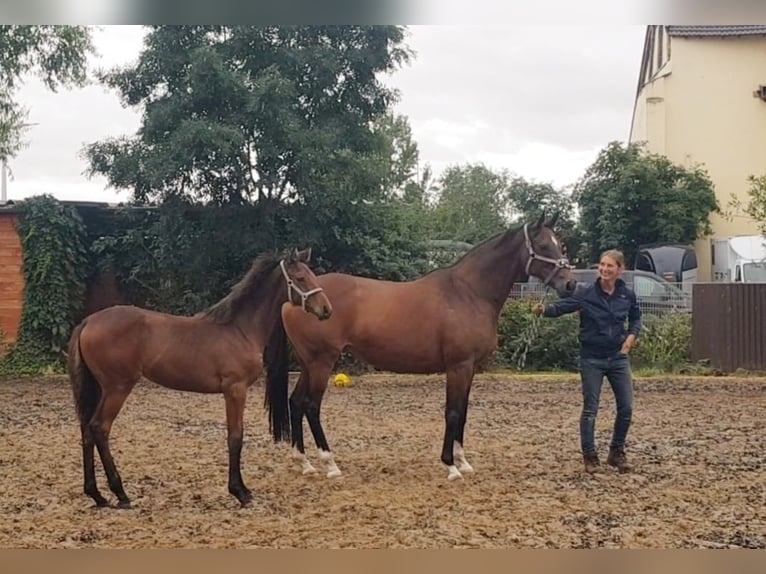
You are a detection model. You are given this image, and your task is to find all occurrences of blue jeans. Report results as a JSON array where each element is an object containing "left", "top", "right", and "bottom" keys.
[{"left": 579, "top": 354, "right": 634, "bottom": 454}]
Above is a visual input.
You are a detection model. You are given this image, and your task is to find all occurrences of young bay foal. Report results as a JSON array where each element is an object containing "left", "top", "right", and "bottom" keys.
[
  {"left": 67, "top": 248, "right": 332, "bottom": 509},
  {"left": 266, "top": 215, "right": 577, "bottom": 481}
]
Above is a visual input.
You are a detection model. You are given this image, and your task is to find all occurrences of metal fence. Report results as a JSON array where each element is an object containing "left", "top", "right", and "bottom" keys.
[{"left": 509, "top": 280, "right": 692, "bottom": 316}]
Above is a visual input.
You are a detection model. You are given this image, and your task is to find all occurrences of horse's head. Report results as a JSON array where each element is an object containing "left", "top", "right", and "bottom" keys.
[
  {"left": 280, "top": 248, "right": 333, "bottom": 321},
  {"left": 523, "top": 213, "right": 577, "bottom": 298}
]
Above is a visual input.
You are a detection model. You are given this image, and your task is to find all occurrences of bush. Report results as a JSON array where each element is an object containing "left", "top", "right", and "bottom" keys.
[
  {"left": 0, "top": 195, "right": 90, "bottom": 376},
  {"left": 496, "top": 299, "right": 580, "bottom": 371},
  {"left": 496, "top": 298, "right": 692, "bottom": 372},
  {"left": 631, "top": 313, "right": 692, "bottom": 370}
]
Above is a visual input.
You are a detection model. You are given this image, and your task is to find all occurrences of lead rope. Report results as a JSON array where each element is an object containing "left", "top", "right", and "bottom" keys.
[{"left": 509, "top": 286, "right": 551, "bottom": 371}]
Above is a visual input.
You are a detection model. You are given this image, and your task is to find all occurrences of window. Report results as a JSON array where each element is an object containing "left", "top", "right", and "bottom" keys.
[
  {"left": 743, "top": 262, "right": 766, "bottom": 282},
  {"left": 635, "top": 253, "right": 655, "bottom": 273},
  {"left": 682, "top": 251, "right": 698, "bottom": 271},
  {"left": 633, "top": 275, "right": 661, "bottom": 299}
]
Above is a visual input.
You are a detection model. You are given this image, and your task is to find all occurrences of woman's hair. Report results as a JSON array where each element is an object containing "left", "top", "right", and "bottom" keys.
[{"left": 600, "top": 249, "right": 625, "bottom": 268}]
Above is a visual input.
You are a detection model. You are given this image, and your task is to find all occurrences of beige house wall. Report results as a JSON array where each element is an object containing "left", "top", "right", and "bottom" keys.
[{"left": 630, "top": 31, "right": 766, "bottom": 280}]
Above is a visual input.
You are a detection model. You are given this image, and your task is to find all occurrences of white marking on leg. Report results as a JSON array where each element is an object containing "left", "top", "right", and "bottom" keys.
[
  {"left": 447, "top": 465, "right": 464, "bottom": 481},
  {"left": 292, "top": 446, "right": 317, "bottom": 475},
  {"left": 319, "top": 449, "right": 342, "bottom": 478},
  {"left": 454, "top": 441, "right": 474, "bottom": 474}
]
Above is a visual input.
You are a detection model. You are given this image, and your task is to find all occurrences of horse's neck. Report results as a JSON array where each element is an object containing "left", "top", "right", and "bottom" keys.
[
  {"left": 451, "top": 231, "right": 527, "bottom": 312},
  {"left": 232, "top": 272, "right": 285, "bottom": 347}
]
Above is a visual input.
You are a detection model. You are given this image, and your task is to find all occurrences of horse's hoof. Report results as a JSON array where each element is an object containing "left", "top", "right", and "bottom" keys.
[
  {"left": 447, "top": 466, "right": 464, "bottom": 481},
  {"left": 302, "top": 466, "right": 318, "bottom": 475},
  {"left": 326, "top": 469, "right": 342, "bottom": 479},
  {"left": 458, "top": 462, "right": 475, "bottom": 474},
  {"left": 239, "top": 499, "right": 253, "bottom": 509},
  {"left": 117, "top": 500, "right": 132, "bottom": 510}
]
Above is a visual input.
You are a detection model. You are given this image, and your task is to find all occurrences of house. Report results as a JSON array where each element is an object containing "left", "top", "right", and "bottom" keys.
[{"left": 629, "top": 25, "right": 766, "bottom": 281}]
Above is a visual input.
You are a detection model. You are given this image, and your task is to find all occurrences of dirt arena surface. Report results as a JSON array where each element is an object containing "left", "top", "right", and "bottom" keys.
[{"left": 0, "top": 372, "right": 763, "bottom": 549}]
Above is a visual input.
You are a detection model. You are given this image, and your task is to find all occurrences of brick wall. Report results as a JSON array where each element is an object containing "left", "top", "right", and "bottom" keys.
[{"left": 0, "top": 213, "right": 24, "bottom": 344}]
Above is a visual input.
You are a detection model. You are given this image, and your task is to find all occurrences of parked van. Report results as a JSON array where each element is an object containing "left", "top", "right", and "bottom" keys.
[{"left": 633, "top": 243, "right": 698, "bottom": 285}]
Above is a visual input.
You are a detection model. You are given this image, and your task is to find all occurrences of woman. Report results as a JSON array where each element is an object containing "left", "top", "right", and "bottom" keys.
[{"left": 532, "top": 249, "right": 642, "bottom": 474}]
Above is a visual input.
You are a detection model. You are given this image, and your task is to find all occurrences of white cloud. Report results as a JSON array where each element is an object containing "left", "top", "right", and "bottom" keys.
[
  {"left": 477, "top": 143, "right": 600, "bottom": 188},
  {"left": 3, "top": 25, "right": 645, "bottom": 203}
]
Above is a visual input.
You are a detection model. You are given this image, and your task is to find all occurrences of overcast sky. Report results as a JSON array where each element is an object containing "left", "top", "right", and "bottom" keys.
[{"left": 4, "top": 24, "right": 647, "bottom": 204}]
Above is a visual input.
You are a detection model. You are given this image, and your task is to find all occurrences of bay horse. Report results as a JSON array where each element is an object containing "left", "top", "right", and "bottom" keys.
[
  {"left": 67, "top": 248, "right": 332, "bottom": 509},
  {"left": 264, "top": 215, "right": 576, "bottom": 481}
]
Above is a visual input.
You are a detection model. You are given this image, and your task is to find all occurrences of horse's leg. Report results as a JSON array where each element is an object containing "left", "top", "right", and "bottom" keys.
[
  {"left": 441, "top": 361, "right": 474, "bottom": 481},
  {"left": 91, "top": 383, "right": 134, "bottom": 509},
  {"left": 453, "top": 380, "right": 475, "bottom": 475},
  {"left": 81, "top": 421, "right": 109, "bottom": 507},
  {"left": 289, "top": 369, "right": 318, "bottom": 475},
  {"left": 223, "top": 382, "right": 252, "bottom": 507},
  {"left": 304, "top": 359, "right": 341, "bottom": 479}
]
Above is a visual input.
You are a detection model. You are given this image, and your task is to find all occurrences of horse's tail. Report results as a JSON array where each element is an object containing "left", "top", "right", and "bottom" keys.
[
  {"left": 67, "top": 319, "right": 101, "bottom": 426},
  {"left": 264, "top": 313, "right": 291, "bottom": 443}
]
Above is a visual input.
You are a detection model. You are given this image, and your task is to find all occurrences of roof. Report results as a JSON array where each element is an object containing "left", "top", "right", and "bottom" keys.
[{"left": 667, "top": 26, "right": 766, "bottom": 37}]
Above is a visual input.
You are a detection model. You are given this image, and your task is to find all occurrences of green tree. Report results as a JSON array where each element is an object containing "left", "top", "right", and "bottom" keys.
[
  {"left": 0, "top": 26, "right": 93, "bottom": 160},
  {"left": 728, "top": 175, "right": 766, "bottom": 236},
  {"left": 505, "top": 176, "right": 583, "bottom": 265},
  {"left": 84, "top": 25, "right": 412, "bottom": 206},
  {"left": 573, "top": 141, "right": 719, "bottom": 265},
  {"left": 431, "top": 163, "right": 510, "bottom": 244}
]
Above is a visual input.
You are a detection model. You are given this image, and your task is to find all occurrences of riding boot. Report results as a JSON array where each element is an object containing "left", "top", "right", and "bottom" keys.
[
  {"left": 583, "top": 450, "right": 600, "bottom": 473},
  {"left": 607, "top": 446, "right": 632, "bottom": 473}
]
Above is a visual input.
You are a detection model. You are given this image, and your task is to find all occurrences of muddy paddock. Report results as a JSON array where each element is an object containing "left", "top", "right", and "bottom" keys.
[{"left": 0, "top": 373, "right": 763, "bottom": 549}]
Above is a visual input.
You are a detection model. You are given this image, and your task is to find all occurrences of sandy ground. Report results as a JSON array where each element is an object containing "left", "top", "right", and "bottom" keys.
[{"left": 0, "top": 372, "right": 763, "bottom": 549}]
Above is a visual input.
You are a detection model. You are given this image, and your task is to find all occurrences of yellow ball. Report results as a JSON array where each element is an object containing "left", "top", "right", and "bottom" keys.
[{"left": 333, "top": 373, "right": 352, "bottom": 387}]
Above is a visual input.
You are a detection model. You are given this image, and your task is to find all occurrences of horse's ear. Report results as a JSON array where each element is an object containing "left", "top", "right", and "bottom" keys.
[
  {"left": 547, "top": 211, "right": 560, "bottom": 229},
  {"left": 296, "top": 247, "right": 312, "bottom": 263},
  {"left": 288, "top": 248, "right": 299, "bottom": 262},
  {"left": 535, "top": 212, "right": 546, "bottom": 230}
]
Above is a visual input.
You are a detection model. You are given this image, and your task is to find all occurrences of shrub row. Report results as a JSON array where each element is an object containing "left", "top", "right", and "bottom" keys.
[{"left": 495, "top": 299, "right": 692, "bottom": 372}]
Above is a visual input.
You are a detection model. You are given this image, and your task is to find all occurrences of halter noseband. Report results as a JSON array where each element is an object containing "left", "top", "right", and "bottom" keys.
[
  {"left": 523, "top": 223, "right": 571, "bottom": 286},
  {"left": 280, "top": 259, "right": 324, "bottom": 312}
]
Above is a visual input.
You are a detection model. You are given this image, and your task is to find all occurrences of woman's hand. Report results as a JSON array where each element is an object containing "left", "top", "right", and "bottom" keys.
[{"left": 621, "top": 334, "right": 637, "bottom": 355}]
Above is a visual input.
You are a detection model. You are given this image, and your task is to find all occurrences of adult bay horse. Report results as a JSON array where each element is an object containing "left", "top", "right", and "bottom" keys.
[
  {"left": 265, "top": 215, "right": 576, "bottom": 481},
  {"left": 67, "top": 248, "right": 332, "bottom": 509}
]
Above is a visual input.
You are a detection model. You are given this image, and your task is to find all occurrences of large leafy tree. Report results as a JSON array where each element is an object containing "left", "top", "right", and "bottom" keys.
[
  {"left": 0, "top": 25, "right": 93, "bottom": 161},
  {"left": 505, "top": 177, "right": 583, "bottom": 265},
  {"left": 84, "top": 25, "right": 412, "bottom": 206},
  {"left": 573, "top": 141, "right": 719, "bottom": 265},
  {"left": 431, "top": 163, "right": 510, "bottom": 244},
  {"left": 728, "top": 175, "right": 766, "bottom": 236},
  {"left": 428, "top": 163, "right": 580, "bottom": 257}
]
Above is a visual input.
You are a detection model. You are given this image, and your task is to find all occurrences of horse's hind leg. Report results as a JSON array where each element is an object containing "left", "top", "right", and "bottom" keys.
[
  {"left": 289, "top": 370, "right": 318, "bottom": 475},
  {"left": 304, "top": 359, "right": 341, "bottom": 479},
  {"left": 441, "top": 362, "right": 474, "bottom": 481},
  {"left": 91, "top": 383, "right": 135, "bottom": 509},
  {"left": 81, "top": 423, "right": 109, "bottom": 507}
]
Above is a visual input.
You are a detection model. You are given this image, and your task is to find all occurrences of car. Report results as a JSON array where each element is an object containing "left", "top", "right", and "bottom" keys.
[{"left": 512, "top": 269, "right": 693, "bottom": 314}]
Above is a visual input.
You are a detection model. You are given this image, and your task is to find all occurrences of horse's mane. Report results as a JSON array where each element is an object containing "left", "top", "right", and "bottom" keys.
[{"left": 201, "top": 253, "right": 282, "bottom": 325}]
